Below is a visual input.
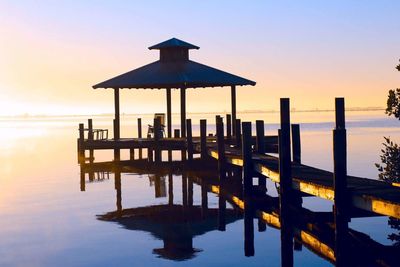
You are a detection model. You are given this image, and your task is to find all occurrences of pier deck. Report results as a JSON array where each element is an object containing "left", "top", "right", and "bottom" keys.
[{"left": 196, "top": 141, "right": 400, "bottom": 219}]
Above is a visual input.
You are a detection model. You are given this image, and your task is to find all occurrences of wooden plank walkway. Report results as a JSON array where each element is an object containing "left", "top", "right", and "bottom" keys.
[{"left": 196, "top": 141, "right": 400, "bottom": 219}]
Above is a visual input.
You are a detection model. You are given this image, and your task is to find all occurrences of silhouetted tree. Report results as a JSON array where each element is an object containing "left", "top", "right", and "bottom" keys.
[
  {"left": 386, "top": 60, "right": 400, "bottom": 119},
  {"left": 376, "top": 59, "right": 400, "bottom": 246},
  {"left": 375, "top": 137, "right": 400, "bottom": 183}
]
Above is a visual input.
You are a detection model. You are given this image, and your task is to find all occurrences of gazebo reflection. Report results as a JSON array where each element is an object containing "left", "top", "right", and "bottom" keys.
[{"left": 96, "top": 169, "right": 242, "bottom": 261}]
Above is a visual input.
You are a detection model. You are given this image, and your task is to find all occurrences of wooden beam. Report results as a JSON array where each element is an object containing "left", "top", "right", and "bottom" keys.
[
  {"left": 231, "top": 85, "right": 237, "bottom": 135},
  {"left": 166, "top": 88, "right": 172, "bottom": 138},
  {"left": 180, "top": 87, "right": 186, "bottom": 138}
]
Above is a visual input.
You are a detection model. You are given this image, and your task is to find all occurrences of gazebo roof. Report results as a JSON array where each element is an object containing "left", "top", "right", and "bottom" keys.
[
  {"left": 148, "top": 38, "right": 199, "bottom": 50},
  {"left": 93, "top": 38, "right": 256, "bottom": 89}
]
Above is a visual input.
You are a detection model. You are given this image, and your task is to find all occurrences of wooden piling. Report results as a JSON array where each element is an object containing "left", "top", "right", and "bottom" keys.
[
  {"left": 244, "top": 197, "right": 255, "bottom": 257},
  {"left": 201, "top": 180, "right": 208, "bottom": 217},
  {"left": 226, "top": 114, "right": 232, "bottom": 139},
  {"left": 242, "top": 122, "right": 253, "bottom": 196},
  {"left": 279, "top": 98, "right": 293, "bottom": 267},
  {"left": 154, "top": 117, "right": 162, "bottom": 163},
  {"left": 80, "top": 166, "right": 85, "bottom": 192},
  {"left": 231, "top": 85, "right": 237, "bottom": 135},
  {"left": 256, "top": 120, "right": 265, "bottom": 154},
  {"left": 235, "top": 119, "right": 242, "bottom": 148},
  {"left": 333, "top": 97, "right": 349, "bottom": 265},
  {"left": 200, "top": 119, "right": 207, "bottom": 160},
  {"left": 279, "top": 98, "right": 292, "bottom": 199},
  {"left": 138, "top": 118, "right": 142, "bottom": 159},
  {"left": 182, "top": 173, "right": 188, "bottom": 207},
  {"left": 188, "top": 177, "right": 193, "bottom": 206},
  {"left": 115, "top": 171, "right": 122, "bottom": 212},
  {"left": 113, "top": 119, "right": 120, "bottom": 161},
  {"left": 186, "top": 119, "right": 193, "bottom": 162},
  {"left": 174, "top": 129, "right": 180, "bottom": 138},
  {"left": 180, "top": 87, "right": 186, "bottom": 138},
  {"left": 166, "top": 88, "right": 172, "bottom": 138},
  {"left": 218, "top": 174, "right": 226, "bottom": 231},
  {"left": 114, "top": 88, "right": 120, "bottom": 140},
  {"left": 168, "top": 173, "right": 173, "bottom": 205},
  {"left": 78, "top": 123, "right": 84, "bottom": 162},
  {"left": 216, "top": 116, "right": 226, "bottom": 178},
  {"left": 291, "top": 124, "right": 301, "bottom": 164}
]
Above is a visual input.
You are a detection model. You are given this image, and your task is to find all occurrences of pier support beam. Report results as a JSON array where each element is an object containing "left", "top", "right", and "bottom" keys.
[
  {"left": 113, "top": 119, "right": 120, "bottom": 161},
  {"left": 114, "top": 88, "right": 120, "bottom": 140},
  {"left": 78, "top": 123, "right": 84, "bottom": 163},
  {"left": 242, "top": 122, "right": 253, "bottom": 196},
  {"left": 231, "top": 85, "right": 237, "bottom": 136},
  {"left": 187, "top": 119, "right": 193, "bottom": 162},
  {"left": 226, "top": 114, "right": 232, "bottom": 139},
  {"left": 154, "top": 117, "right": 162, "bottom": 163},
  {"left": 88, "top": 119, "right": 94, "bottom": 163},
  {"left": 200, "top": 119, "right": 207, "bottom": 160},
  {"left": 256, "top": 120, "right": 265, "bottom": 154},
  {"left": 279, "top": 98, "right": 293, "bottom": 267},
  {"left": 166, "top": 88, "right": 172, "bottom": 138},
  {"left": 180, "top": 87, "right": 186, "bottom": 138},
  {"left": 242, "top": 121, "right": 255, "bottom": 256},
  {"left": 291, "top": 124, "right": 301, "bottom": 164},
  {"left": 216, "top": 116, "right": 226, "bottom": 178},
  {"left": 333, "top": 97, "right": 349, "bottom": 266},
  {"left": 235, "top": 119, "right": 241, "bottom": 148},
  {"left": 138, "top": 118, "right": 142, "bottom": 159}
]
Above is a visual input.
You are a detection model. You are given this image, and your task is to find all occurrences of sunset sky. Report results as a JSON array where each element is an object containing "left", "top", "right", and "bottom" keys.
[{"left": 0, "top": 1, "right": 399, "bottom": 116}]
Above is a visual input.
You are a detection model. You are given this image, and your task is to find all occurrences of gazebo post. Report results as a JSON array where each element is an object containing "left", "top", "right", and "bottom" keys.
[
  {"left": 114, "top": 88, "right": 120, "bottom": 140},
  {"left": 231, "top": 85, "right": 236, "bottom": 136},
  {"left": 180, "top": 87, "right": 186, "bottom": 138},
  {"left": 166, "top": 88, "right": 172, "bottom": 138}
]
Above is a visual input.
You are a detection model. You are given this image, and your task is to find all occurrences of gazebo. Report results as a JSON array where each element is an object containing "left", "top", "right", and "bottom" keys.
[{"left": 93, "top": 37, "right": 256, "bottom": 139}]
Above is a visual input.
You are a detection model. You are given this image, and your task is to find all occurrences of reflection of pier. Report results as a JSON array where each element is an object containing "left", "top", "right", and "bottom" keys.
[{"left": 81, "top": 161, "right": 400, "bottom": 266}]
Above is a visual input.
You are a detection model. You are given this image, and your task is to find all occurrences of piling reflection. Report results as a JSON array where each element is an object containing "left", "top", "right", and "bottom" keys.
[{"left": 80, "top": 160, "right": 400, "bottom": 266}]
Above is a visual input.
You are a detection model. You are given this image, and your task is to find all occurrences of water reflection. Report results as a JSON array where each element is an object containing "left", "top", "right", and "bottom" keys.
[{"left": 80, "top": 160, "right": 400, "bottom": 266}]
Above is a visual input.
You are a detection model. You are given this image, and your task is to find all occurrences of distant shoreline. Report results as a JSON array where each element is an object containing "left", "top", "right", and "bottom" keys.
[{"left": 0, "top": 107, "right": 385, "bottom": 119}]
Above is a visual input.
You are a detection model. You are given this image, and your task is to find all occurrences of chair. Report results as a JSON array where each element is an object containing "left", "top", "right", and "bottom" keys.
[{"left": 147, "top": 113, "right": 166, "bottom": 138}]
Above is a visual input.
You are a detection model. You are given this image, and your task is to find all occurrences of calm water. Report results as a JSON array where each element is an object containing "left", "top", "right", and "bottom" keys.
[{"left": 0, "top": 110, "right": 399, "bottom": 267}]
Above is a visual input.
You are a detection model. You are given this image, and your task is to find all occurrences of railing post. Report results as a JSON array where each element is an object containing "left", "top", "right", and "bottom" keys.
[
  {"left": 235, "top": 119, "right": 242, "bottom": 148},
  {"left": 200, "top": 119, "right": 207, "bottom": 160},
  {"left": 333, "top": 97, "right": 349, "bottom": 266},
  {"left": 226, "top": 114, "right": 232, "bottom": 139},
  {"left": 256, "top": 120, "right": 265, "bottom": 154},
  {"left": 291, "top": 124, "right": 301, "bottom": 164},
  {"left": 216, "top": 116, "right": 226, "bottom": 178},
  {"left": 186, "top": 119, "right": 193, "bottom": 162}
]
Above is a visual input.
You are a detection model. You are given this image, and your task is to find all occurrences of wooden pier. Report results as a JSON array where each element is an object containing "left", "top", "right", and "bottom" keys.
[
  {"left": 79, "top": 160, "right": 400, "bottom": 266},
  {"left": 78, "top": 97, "right": 400, "bottom": 221}
]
